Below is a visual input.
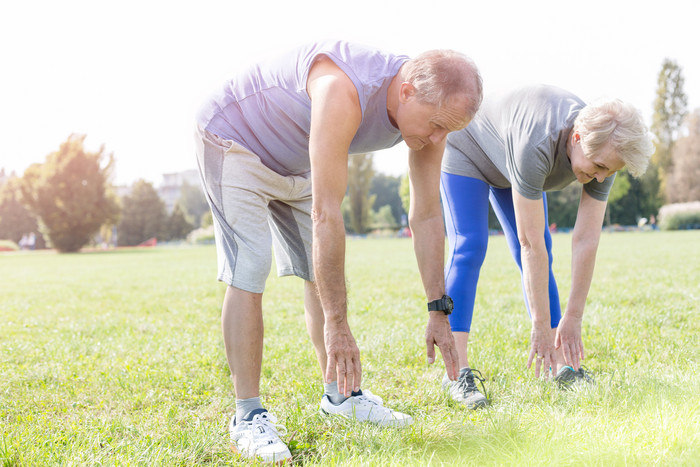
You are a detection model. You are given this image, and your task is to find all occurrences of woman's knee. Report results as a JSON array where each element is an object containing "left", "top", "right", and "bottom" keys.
[{"left": 452, "top": 234, "right": 488, "bottom": 270}]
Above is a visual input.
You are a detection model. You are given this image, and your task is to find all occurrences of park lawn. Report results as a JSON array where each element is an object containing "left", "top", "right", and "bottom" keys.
[{"left": 1, "top": 231, "right": 698, "bottom": 466}]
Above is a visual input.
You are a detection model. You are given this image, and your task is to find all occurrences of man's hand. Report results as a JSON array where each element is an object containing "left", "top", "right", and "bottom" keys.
[
  {"left": 324, "top": 319, "right": 361, "bottom": 397},
  {"left": 527, "top": 322, "right": 557, "bottom": 379},
  {"left": 555, "top": 313, "right": 584, "bottom": 370},
  {"left": 425, "top": 311, "right": 459, "bottom": 380}
]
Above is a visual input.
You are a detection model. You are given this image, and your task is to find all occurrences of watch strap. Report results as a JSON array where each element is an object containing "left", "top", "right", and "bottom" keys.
[{"left": 427, "top": 294, "right": 453, "bottom": 315}]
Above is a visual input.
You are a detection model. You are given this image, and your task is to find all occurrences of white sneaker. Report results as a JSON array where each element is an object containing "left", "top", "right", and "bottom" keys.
[
  {"left": 229, "top": 409, "right": 292, "bottom": 463},
  {"left": 319, "top": 390, "right": 413, "bottom": 427}
]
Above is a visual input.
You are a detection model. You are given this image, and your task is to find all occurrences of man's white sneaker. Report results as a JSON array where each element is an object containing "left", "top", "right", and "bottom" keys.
[
  {"left": 229, "top": 409, "right": 292, "bottom": 463},
  {"left": 319, "top": 389, "right": 413, "bottom": 427}
]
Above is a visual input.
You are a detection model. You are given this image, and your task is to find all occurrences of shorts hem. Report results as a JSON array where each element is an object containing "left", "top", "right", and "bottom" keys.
[
  {"left": 217, "top": 273, "right": 265, "bottom": 294},
  {"left": 278, "top": 267, "right": 313, "bottom": 282}
]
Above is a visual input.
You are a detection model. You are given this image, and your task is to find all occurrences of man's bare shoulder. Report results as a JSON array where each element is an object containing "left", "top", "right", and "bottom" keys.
[{"left": 307, "top": 55, "right": 355, "bottom": 97}]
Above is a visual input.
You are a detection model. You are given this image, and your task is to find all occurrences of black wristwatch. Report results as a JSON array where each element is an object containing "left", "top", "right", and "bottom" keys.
[{"left": 427, "top": 294, "right": 453, "bottom": 315}]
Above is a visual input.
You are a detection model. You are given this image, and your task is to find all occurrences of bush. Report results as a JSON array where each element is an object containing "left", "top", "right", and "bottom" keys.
[
  {"left": 658, "top": 202, "right": 700, "bottom": 230},
  {"left": 371, "top": 204, "right": 399, "bottom": 230},
  {"left": 187, "top": 225, "right": 215, "bottom": 244},
  {"left": 0, "top": 239, "right": 19, "bottom": 251}
]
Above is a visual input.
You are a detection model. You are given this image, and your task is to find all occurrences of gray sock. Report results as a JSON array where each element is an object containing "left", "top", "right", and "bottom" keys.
[
  {"left": 324, "top": 381, "right": 347, "bottom": 404},
  {"left": 235, "top": 396, "right": 264, "bottom": 424}
]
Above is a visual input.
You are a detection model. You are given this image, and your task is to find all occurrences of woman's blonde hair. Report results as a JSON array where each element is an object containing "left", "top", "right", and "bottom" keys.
[{"left": 574, "top": 99, "right": 654, "bottom": 177}]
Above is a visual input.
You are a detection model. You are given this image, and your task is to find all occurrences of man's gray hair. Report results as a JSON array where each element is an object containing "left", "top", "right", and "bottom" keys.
[
  {"left": 402, "top": 50, "right": 483, "bottom": 123},
  {"left": 574, "top": 99, "right": 655, "bottom": 177}
]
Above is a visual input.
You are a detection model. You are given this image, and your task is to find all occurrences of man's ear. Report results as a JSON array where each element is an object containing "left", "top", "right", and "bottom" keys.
[{"left": 399, "top": 82, "right": 416, "bottom": 103}]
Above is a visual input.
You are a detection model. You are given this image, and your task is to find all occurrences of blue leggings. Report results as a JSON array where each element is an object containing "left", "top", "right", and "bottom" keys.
[{"left": 440, "top": 172, "right": 561, "bottom": 332}]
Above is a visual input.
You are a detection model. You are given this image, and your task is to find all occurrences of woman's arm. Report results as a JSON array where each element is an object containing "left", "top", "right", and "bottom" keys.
[
  {"left": 512, "top": 190, "right": 558, "bottom": 378},
  {"left": 555, "top": 188, "right": 607, "bottom": 369}
]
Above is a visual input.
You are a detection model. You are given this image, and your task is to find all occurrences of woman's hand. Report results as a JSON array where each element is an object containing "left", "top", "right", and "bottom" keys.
[
  {"left": 555, "top": 313, "right": 584, "bottom": 370},
  {"left": 527, "top": 322, "right": 557, "bottom": 378}
]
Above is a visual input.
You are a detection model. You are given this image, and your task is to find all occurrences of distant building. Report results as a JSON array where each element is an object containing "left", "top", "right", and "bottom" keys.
[
  {"left": 113, "top": 169, "right": 202, "bottom": 213},
  {"left": 158, "top": 169, "right": 201, "bottom": 213}
]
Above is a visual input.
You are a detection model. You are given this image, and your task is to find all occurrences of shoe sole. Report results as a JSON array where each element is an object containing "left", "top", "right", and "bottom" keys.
[
  {"left": 443, "top": 374, "right": 489, "bottom": 410},
  {"left": 319, "top": 407, "right": 413, "bottom": 427},
  {"left": 230, "top": 443, "right": 292, "bottom": 464},
  {"left": 465, "top": 398, "right": 488, "bottom": 410},
  {"left": 444, "top": 385, "right": 489, "bottom": 409}
]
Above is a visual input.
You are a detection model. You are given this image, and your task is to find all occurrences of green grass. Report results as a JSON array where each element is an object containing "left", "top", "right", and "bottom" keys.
[{"left": 1, "top": 231, "right": 699, "bottom": 466}]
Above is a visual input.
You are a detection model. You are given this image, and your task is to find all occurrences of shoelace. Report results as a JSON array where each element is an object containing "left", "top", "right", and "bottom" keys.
[
  {"left": 351, "top": 389, "right": 403, "bottom": 419},
  {"left": 577, "top": 365, "right": 595, "bottom": 383},
  {"left": 348, "top": 389, "right": 402, "bottom": 420},
  {"left": 247, "top": 413, "right": 287, "bottom": 446},
  {"left": 355, "top": 389, "right": 383, "bottom": 406},
  {"left": 457, "top": 368, "right": 488, "bottom": 399}
]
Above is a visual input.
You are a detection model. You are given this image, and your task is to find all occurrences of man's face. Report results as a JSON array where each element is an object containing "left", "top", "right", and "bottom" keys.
[{"left": 395, "top": 86, "right": 471, "bottom": 150}]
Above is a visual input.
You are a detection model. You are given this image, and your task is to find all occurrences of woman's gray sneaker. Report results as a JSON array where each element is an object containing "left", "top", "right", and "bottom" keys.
[
  {"left": 442, "top": 367, "right": 488, "bottom": 409},
  {"left": 554, "top": 365, "right": 595, "bottom": 388}
]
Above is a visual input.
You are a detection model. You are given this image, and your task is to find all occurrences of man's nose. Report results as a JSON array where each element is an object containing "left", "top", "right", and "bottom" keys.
[{"left": 429, "top": 128, "right": 448, "bottom": 144}]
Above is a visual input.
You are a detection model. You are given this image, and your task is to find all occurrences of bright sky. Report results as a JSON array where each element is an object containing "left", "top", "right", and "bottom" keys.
[{"left": 1, "top": 0, "right": 698, "bottom": 186}]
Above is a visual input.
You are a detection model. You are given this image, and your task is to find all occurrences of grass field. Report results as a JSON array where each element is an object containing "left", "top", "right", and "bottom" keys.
[{"left": 1, "top": 230, "right": 699, "bottom": 466}]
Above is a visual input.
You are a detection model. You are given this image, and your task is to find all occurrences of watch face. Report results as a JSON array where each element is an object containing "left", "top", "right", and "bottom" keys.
[{"left": 445, "top": 295, "right": 454, "bottom": 312}]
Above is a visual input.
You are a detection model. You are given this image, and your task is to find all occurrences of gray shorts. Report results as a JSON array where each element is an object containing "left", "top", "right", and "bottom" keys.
[{"left": 194, "top": 124, "right": 314, "bottom": 293}]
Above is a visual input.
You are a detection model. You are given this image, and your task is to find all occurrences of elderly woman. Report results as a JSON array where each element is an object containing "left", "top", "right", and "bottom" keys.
[{"left": 439, "top": 85, "right": 654, "bottom": 408}]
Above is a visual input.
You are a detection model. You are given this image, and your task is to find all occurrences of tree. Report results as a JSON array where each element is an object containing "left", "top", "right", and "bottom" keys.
[
  {"left": 200, "top": 209, "right": 213, "bottom": 228},
  {"left": 399, "top": 173, "right": 410, "bottom": 219},
  {"left": 667, "top": 109, "right": 700, "bottom": 203},
  {"left": 164, "top": 204, "right": 195, "bottom": 241},
  {"left": 341, "top": 196, "right": 353, "bottom": 233},
  {"left": 651, "top": 58, "right": 688, "bottom": 198},
  {"left": 370, "top": 174, "right": 405, "bottom": 227},
  {"left": 347, "top": 153, "right": 376, "bottom": 234},
  {"left": 637, "top": 163, "right": 664, "bottom": 216},
  {"left": 605, "top": 171, "right": 631, "bottom": 226},
  {"left": 546, "top": 185, "right": 581, "bottom": 229},
  {"left": 19, "top": 134, "right": 120, "bottom": 252},
  {"left": 372, "top": 204, "right": 398, "bottom": 230},
  {"left": 0, "top": 177, "right": 43, "bottom": 245},
  {"left": 177, "top": 181, "right": 209, "bottom": 228},
  {"left": 605, "top": 60, "right": 688, "bottom": 224},
  {"left": 117, "top": 179, "right": 168, "bottom": 246}
]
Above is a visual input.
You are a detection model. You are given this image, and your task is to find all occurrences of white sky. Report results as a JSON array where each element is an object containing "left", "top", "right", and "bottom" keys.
[{"left": 1, "top": 0, "right": 698, "bottom": 185}]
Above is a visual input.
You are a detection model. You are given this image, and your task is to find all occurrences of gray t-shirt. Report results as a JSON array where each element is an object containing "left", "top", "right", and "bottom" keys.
[{"left": 442, "top": 85, "right": 614, "bottom": 201}]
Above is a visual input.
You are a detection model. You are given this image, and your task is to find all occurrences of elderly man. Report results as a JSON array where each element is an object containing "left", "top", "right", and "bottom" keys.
[{"left": 194, "top": 40, "right": 482, "bottom": 462}]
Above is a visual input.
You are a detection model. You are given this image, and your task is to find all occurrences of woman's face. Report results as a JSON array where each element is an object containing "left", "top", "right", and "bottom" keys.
[{"left": 569, "top": 133, "right": 625, "bottom": 184}]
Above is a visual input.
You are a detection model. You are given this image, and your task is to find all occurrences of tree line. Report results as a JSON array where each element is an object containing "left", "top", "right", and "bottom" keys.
[
  {"left": 0, "top": 135, "right": 210, "bottom": 252},
  {"left": 1, "top": 59, "right": 698, "bottom": 251}
]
